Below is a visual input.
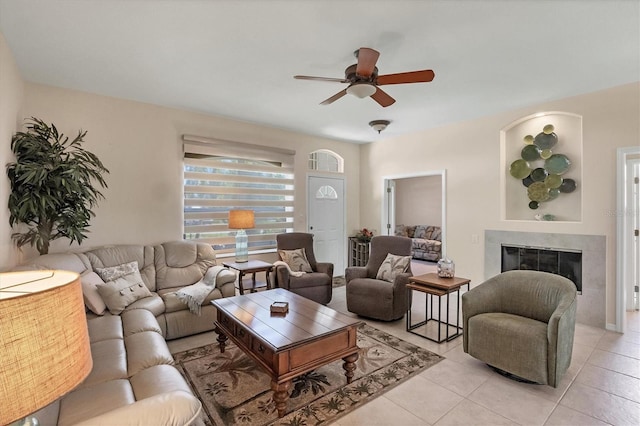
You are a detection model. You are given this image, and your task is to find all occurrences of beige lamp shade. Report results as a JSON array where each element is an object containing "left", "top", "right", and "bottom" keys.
[
  {"left": 228, "top": 210, "right": 255, "bottom": 229},
  {"left": 0, "top": 270, "right": 93, "bottom": 425}
]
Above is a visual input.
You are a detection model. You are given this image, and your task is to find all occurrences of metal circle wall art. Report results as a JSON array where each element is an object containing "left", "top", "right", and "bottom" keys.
[{"left": 509, "top": 124, "right": 577, "bottom": 215}]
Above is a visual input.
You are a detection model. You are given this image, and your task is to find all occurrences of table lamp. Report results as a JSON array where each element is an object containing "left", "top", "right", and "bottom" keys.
[
  {"left": 228, "top": 209, "right": 255, "bottom": 263},
  {"left": 0, "top": 270, "right": 93, "bottom": 426}
]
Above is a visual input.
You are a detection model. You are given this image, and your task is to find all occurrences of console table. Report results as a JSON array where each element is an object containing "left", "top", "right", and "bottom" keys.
[{"left": 406, "top": 273, "right": 471, "bottom": 343}]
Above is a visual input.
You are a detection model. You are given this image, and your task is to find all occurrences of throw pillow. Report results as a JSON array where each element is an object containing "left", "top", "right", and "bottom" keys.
[
  {"left": 278, "top": 248, "right": 313, "bottom": 273},
  {"left": 376, "top": 253, "right": 411, "bottom": 282},
  {"left": 81, "top": 272, "right": 108, "bottom": 315},
  {"left": 95, "top": 261, "right": 152, "bottom": 315}
]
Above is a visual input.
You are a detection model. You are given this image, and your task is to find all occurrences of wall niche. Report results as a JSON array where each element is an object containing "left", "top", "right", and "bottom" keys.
[{"left": 501, "top": 112, "right": 582, "bottom": 222}]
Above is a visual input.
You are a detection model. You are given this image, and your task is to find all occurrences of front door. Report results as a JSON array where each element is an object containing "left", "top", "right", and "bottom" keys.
[{"left": 308, "top": 176, "right": 345, "bottom": 276}]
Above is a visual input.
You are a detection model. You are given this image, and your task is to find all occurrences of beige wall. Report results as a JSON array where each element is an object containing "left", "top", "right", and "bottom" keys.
[
  {"left": 395, "top": 175, "right": 442, "bottom": 227},
  {"left": 360, "top": 82, "right": 640, "bottom": 325},
  {"left": 0, "top": 32, "right": 24, "bottom": 269},
  {"left": 1, "top": 81, "right": 360, "bottom": 268}
]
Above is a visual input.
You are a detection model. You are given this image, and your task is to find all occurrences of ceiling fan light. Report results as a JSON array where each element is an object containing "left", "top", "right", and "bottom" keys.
[
  {"left": 346, "top": 83, "right": 376, "bottom": 98},
  {"left": 369, "top": 120, "right": 390, "bottom": 134}
]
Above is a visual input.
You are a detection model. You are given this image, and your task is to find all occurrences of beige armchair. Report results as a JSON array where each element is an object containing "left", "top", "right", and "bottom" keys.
[
  {"left": 345, "top": 236, "right": 413, "bottom": 321},
  {"left": 274, "top": 232, "right": 333, "bottom": 304},
  {"left": 462, "top": 270, "right": 577, "bottom": 387}
]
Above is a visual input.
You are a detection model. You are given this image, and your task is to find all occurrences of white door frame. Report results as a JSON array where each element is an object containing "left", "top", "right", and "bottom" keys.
[
  {"left": 616, "top": 146, "right": 640, "bottom": 333},
  {"left": 382, "top": 170, "right": 447, "bottom": 256},
  {"left": 307, "top": 173, "right": 347, "bottom": 275}
]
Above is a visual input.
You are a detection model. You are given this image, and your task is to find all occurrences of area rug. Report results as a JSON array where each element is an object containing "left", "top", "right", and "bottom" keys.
[
  {"left": 332, "top": 276, "right": 346, "bottom": 287},
  {"left": 174, "top": 323, "right": 443, "bottom": 426}
]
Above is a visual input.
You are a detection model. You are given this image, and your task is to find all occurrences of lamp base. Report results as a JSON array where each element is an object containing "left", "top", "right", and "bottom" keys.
[
  {"left": 10, "top": 416, "right": 39, "bottom": 426},
  {"left": 235, "top": 229, "right": 248, "bottom": 263}
]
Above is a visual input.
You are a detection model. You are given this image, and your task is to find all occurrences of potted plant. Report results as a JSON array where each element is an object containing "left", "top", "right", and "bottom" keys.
[{"left": 6, "top": 117, "right": 109, "bottom": 255}]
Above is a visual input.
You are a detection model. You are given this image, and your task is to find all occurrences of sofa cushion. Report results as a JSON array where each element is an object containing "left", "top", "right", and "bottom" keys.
[
  {"left": 86, "top": 245, "right": 156, "bottom": 292},
  {"left": 82, "top": 339, "right": 128, "bottom": 387},
  {"left": 468, "top": 312, "right": 548, "bottom": 384},
  {"left": 87, "top": 315, "right": 124, "bottom": 343},
  {"left": 154, "top": 242, "right": 218, "bottom": 291},
  {"left": 96, "top": 261, "right": 153, "bottom": 315},
  {"left": 81, "top": 271, "right": 108, "bottom": 315},
  {"left": 279, "top": 248, "right": 313, "bottom": 272},
  {"left": 376, "top": 253, "right": 411, "bottom": 282},
  {"left": 124, "top": 293, "right": 166, "bottom": 317},
  {"left": 121, "top": 308, "right": 163, "bottom": 337},
  {"left": 129, "top": 364, "right": 193, "bottom": 400},
  {"left": 394, "top": 224, "right": 408, "bottom": 237},
  {"left": 125, "top": 331, "right": 174, "bottom": 376},
  {"left": 58, "top": 379, "right": 135, "bottom": 426},
  {"left": 160, "top": 287, "right": 223, "bottom": 313}
]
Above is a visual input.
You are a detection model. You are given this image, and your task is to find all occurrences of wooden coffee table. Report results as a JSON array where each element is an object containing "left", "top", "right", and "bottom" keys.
[
  {"left": 406, "top": 273, "right": 471, "bottom": 343},
  {"left": 212, "top": 288, "right": 363, "bottom": 417}
]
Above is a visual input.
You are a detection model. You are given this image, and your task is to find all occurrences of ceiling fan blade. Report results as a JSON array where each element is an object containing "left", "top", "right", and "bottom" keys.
[
  {"left": 370, "top": 87, "right": 396, "bottom": 107},
  {"left": 355, "top": 47, "right": 380, "bottom": 78},
  {"left": 320, "top": 89, "right": 348, "bottom": 105},
  {"left": 294, "top": 75, "right": 349, "bottom": 83},
  {"left": 377, "top": 70, "right": 435, "bottom": 85}
]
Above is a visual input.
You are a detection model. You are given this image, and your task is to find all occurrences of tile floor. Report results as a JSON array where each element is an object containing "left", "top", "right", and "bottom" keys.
[{"left": 168, "top": 286, "right": 640, "bottom": 426}]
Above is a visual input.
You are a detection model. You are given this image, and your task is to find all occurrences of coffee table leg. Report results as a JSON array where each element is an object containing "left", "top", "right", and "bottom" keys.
[
  {"left": 271, "top": 380, "right": 291, "bottom": 418},
  {"left": 215, "top": 325, "right": 227, "bottom": 353},
  {"left": 342, "top": 352, "right": 359, "bottom": 384}
]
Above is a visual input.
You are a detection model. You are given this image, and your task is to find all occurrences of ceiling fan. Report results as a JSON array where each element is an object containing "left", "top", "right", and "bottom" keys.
[{"left": 294, "top": 47, "right": 435, "bottom": 107}]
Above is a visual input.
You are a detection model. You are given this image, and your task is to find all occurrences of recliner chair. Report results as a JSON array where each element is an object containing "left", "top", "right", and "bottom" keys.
[
  {"left": 462, "top": 270, "right": 577, "bottom": 387},
  {"left": 345, "top": 235, "right": 413, "bottom": 321},
  {"left": 273, "top": 232, "right": 333, "bottom": 304}
]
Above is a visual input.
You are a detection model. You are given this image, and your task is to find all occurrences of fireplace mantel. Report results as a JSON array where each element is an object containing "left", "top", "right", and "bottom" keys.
[{"left": 485, "top": 230, "right": 606, "bottom": 328}]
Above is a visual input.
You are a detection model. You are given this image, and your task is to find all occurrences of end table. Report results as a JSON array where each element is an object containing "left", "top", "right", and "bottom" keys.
[
  {"left": 222, "top": 260, "right": 273, "bottom": 294},
  {"left": 406, "top": 272, "right": 471, "bottom": 343}
]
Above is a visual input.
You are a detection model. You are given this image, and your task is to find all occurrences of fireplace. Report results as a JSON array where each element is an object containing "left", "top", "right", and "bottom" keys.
[
  {"left": 485, "top": 230, "right": 606, "bottom": 328},
  {"left": 501, "top": 245, "right": 582, "bottom": 293}
]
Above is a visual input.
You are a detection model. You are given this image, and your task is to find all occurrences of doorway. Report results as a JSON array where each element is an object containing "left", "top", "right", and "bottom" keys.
[
  {"left": 308, "top": 175, "right": 345, "bottom": 276},
  {"left": 616, "top": 146, "right": 640, "bottom": 332},
  {"left": 382, "top": 170, "right": 447, "bottom": 257}
]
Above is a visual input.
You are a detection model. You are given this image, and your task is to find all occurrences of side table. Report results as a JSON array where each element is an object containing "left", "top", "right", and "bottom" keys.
[
  {"left": 222, "top": 260, "right": 273, "bottom": 294},
  {"left": 406, "top": 272, "right": 471, "bottom": 343}
]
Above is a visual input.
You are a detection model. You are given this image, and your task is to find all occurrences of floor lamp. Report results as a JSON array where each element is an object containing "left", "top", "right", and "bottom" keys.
[
  {"left": 228, "top": 209, "right": 255, "bottom": 263},
  {"left": 0, "top": 270, "right": 93, "bottom": 426}
]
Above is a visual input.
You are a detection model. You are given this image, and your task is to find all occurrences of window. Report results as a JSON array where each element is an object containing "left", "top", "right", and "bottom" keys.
[
  {"left": 183, "top": 136, "right": 295, "bottom": 256},
  {"left": 308, "top": 149, "right": 344, "bottom": 173}
]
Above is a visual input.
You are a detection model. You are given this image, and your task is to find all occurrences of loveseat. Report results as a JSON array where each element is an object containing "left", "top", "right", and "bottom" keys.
[
  {"left": 16, "top": 240, "right": 237, "bottom": 425},
  {"left": 394, "top": 224, "right": 442, "bottom": 261}
]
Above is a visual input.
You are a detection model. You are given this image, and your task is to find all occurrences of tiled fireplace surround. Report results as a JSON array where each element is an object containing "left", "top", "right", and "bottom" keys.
[{"left": 485, "top": 230, "right": 606, "bottom": 328}]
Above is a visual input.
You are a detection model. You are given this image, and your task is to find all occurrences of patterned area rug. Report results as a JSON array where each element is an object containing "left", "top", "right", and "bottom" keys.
[
  {"left": 332, "top": 276, "right": 346, "bottom": 287},
  {"left": 174, "top": 323, "right": 443, "bottom": 426}
]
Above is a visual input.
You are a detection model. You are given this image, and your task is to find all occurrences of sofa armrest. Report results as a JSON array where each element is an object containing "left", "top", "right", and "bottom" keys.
[
  {"left": 274, "top": 265, "right": 291, "bottom": 290},
  {"left": 345, "top": 266, "right": 367, "bottom": 283},
  {"left": 315, "top": 262, "right": 334, "bottom": 277},
  {"left": 547, "top": 295, "right": 577, "bottom": 386},
  {"left": 215, "top": 268, "right": 236, "bottom": 289},
  {"left": 73, "top": 391, "right": 203, "bottom": 426}
]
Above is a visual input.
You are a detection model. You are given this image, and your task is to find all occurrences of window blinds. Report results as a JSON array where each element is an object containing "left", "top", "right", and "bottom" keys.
[{"left": 183, "top": 135, "right": 295, "bottom": 255}]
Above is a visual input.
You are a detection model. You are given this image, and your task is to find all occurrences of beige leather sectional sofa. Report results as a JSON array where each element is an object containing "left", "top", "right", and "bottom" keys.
[{"left": 18, "top": 240, "right": 236, "bottom": 426}]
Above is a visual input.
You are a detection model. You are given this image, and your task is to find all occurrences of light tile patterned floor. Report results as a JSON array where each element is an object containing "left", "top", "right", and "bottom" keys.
[{"left": 168, "top": 286, "right": 640, "bottom": 426}]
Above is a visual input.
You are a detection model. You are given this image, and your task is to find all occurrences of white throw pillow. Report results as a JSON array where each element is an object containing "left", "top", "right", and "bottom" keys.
[
  {"left": 81, "top": 272, "right": 108, "bottom": 315},
  {"left": 278, "top": 248, "right": 313, "bottom": 273},
  {"left": 376, "top": 253, "right": 411, "bottom": 282},
  {"left": 95, "top": 261, "right": 152, "bottom": 314}
]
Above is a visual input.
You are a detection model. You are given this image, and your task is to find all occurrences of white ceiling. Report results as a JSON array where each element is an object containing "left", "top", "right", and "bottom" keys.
[{"left": 0, "top": 0, "right": 638, "bottom": 144}]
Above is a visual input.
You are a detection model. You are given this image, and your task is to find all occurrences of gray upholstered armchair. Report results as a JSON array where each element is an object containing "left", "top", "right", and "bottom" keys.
[
  {"left": 274, "top": 232, "right": 333, "bottom": 304},
  {"left": 345, "top": 235, "right": 413, "bottom": 321},
  {"left": 462, "top": 270, "right": 577, "bottom": 387}
]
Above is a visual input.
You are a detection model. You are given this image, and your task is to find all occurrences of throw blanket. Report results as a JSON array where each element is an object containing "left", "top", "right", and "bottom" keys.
[
  {"left": 270, "top": 260, "right": 306, "bottom": 288},
  {"left": 175, "top": 265, "right": 226, "bottom": 315}
]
